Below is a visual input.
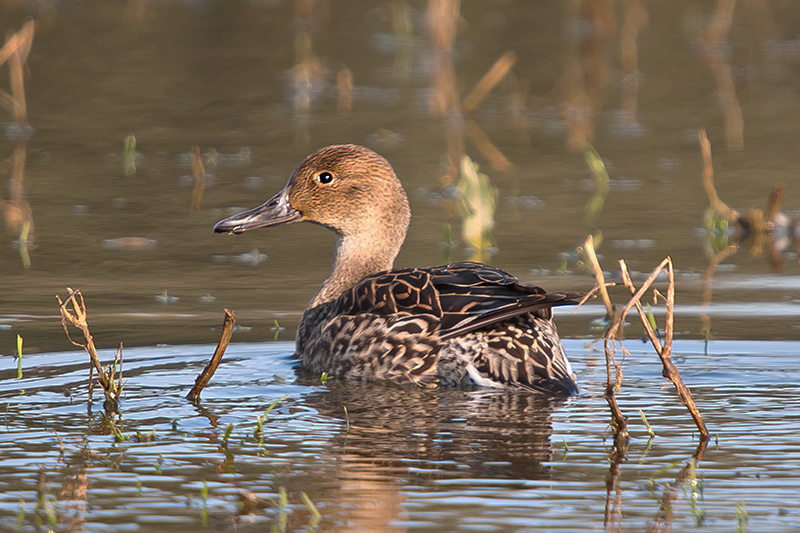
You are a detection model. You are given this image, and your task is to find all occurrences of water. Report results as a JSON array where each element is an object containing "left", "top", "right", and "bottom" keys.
[
  {"left": 0, "top": 1, "right": 799, "bottom": 349},
  {"left": 1, "top": 1, "right": 800, "bottom": 530},
  {"left": 1, "top": 339, "right": 798, "bottom": 532}
]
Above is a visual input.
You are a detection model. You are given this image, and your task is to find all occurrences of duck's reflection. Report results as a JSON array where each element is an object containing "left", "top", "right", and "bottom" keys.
[
  {"left": 309, "top": 383, "right": 564, "bottom": 480},
  {"left": 294, "top": 383, "right": 564, "bottom": 531}
]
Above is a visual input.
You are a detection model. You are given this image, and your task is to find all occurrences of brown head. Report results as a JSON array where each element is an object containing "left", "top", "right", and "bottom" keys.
[
  {"left": 215, "top": 144, "right": 410, "bottom": 238},
  {"left": 214, "top": 144, "right": 412, "bottom": 304}
]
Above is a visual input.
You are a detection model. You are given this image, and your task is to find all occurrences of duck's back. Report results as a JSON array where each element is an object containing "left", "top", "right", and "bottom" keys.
[{"left": 296, "top": 262, "right": 581, "bottom": 395}]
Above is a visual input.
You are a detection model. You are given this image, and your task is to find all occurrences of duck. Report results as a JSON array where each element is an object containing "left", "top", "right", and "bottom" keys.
[{"left": 214, "top": 144, "right": 582, "bottom": 395}]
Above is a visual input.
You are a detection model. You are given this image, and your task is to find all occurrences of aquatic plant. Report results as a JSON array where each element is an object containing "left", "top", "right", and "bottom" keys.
[
  {"left": 580, "top": 237, "right": 710, "bottom": 448},
  {"left": 15, "top": 334, "right": 22, "bottom": 379},
  {"left": 456, "top": 155, "right": 497, "bottom": 262},
  {"left": 584, "top": 145, "right": 609, "bottom": 221},
  {"left": 300, "top": 491, "right": 322, "bottom": 527},
  {"left": 57, "top": 288, "right": 124, "bottom": 413}
]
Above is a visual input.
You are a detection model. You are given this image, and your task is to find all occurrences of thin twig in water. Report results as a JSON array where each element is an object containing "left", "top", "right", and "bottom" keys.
[{"left": 187, "top": 309, "right": 236, "bottom": 403}]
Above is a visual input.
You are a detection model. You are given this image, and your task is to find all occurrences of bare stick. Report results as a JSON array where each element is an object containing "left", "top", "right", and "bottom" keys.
[
  {"left": 187, "top": 309, "right": 236, "bottom": 403},
  {"left": 620, "top": 259, "right": 710, "bottom": 440}
]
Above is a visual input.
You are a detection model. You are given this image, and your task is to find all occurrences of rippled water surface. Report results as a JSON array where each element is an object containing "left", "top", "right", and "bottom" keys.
[
  {"left": 1, "top": 339, "right": 799, "bottom": 532},
  {"left": 2, "top": 1, "right": 800, "bottom": 531}
]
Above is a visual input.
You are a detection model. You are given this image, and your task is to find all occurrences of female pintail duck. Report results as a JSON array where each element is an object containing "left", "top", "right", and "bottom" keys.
[{"left": 214, "top": 144, "right": 581, "bottom": 395}]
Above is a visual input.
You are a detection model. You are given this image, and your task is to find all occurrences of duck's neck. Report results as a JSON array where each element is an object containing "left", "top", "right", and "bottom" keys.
[{"left": 308, "top": 229, "right": 404, "bottom": 308}]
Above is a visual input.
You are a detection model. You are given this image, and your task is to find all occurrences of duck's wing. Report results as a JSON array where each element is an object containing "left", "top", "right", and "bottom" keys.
[
  {"left": 334, "top": 262, "right": 581, "bottom": 338},
  {"left": 425, "top": 262, "right": 583, "bottom": 340},
  {"left": 327, "top": 263, "right": 581, "bottom": 392}
]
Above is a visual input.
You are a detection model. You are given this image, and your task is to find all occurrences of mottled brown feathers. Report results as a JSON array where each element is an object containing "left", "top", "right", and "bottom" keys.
[{"left": 297, "top": 262, "right": 581, "bottom": 395}]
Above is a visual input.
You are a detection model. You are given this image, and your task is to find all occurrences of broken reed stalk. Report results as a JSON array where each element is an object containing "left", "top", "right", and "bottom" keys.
[
  {"left": 461, "top": 52, "right": 517, "bottom": 171},
  {"left": 602, "top": 258, "right": 679, "bottom": 441},
  {"left": 582, "top": 235, "right": 615, "bottom": 319},
  {"left": 465, "top": 118, "right": 513, "bottom": 171},
  {"left": 56, "top": 288, "right": 121, "bottom": 413},
  {"left": 619, "top": 259, "right": 710, "bottom": 440},
  {"left": 0, "top": 22, "right": 34, "bottom": 69},
  {"left": 699, "top": 128, "right": 738, "bottom": 222},
  {"left": 462, "top": 51, "right": 517, "bottom": 113},
  {"left": 187, "top": 308, "right": 236, "bottom": 403},
  {"left": 582, "top": 235, "right": 628, "bottom": 442}
]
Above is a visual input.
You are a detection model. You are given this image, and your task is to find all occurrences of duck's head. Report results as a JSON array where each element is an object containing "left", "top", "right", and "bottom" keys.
[{"left": 213, "top": 144, "right": 411, "bottom": 242}]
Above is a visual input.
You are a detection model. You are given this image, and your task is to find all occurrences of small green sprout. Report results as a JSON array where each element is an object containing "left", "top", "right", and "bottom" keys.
[
  {"left": 201, "top": 481, "right": 208, "bottom": 527},
  {"left": 300, "top": 491, "right": 322, "bottom": 527},
  {"left": 16, "top": 334, "right": 23, "bottom": 379},
  {"left": 638, "top": 408, "right": 655, "bottom": 438},
  {"left": 736, "top": 500, "right": 747, "bottom": 533}
]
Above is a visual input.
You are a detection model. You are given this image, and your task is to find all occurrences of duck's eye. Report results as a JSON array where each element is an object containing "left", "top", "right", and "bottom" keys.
[{"left": 316, "top": 171, "right": 334, "bottom": 185}]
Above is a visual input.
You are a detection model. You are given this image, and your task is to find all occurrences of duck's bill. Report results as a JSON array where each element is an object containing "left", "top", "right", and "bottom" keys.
[{"left": 213, "top": 188, "right": 302, "bottom": 234}]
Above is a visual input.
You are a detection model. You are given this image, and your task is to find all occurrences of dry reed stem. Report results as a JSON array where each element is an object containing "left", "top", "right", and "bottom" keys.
[
  {"left": 602, "top": 257, "right": 677, "bottom": 441},
  {"left": 699, "top": 128, "right": 738, "bottom": 222},
  {"left": 0, "top": 22, "right": 34, "bottom": 70},
  {"left": 462, "top": 51, "right": 517, "bottom": 113},
  {"left": 619, "top": 259, "right": 710, "bottom": 440},
  {"left": 187, "top": 308, "right": 236, "bottom": 403},
  {"left": 764, "top": 184, "right": 785, "bottom": 271},
  {"left": 190, "top": 146, "right": 205, "bottom": 212},
  {"left": 579, "top": 241, "right": 626, "bottom": 439},
  {"left": 465, "top": 119, "right": 513, "bottom": 171},
  {"left": 56, "top": 288, "right": 121, "bottom": 411},
  {"left": 8, "top": 32, "right": 28, "bottom": 125},
  {"left": 427, "top": 0, "right": 461, "bottom": 117},
  {"left": 701, "top": 0, "right": 744, "bottom": 150},
  {"left": 582, "top": 235, "right": 615, "bottom": 318},
  {"left": 574, "top": 281, "right": 615, "bottom": 310},
  {"left": 619, "top": 0, "right": 647, "bottom": 118},
  {"left": 427, "top": 0, "right": 464, "bottom": 185}
]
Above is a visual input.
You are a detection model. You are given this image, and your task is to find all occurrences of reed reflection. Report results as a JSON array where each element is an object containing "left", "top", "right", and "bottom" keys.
[{"left": 0, "top": 22, "right": 34, "bottom": 269}]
